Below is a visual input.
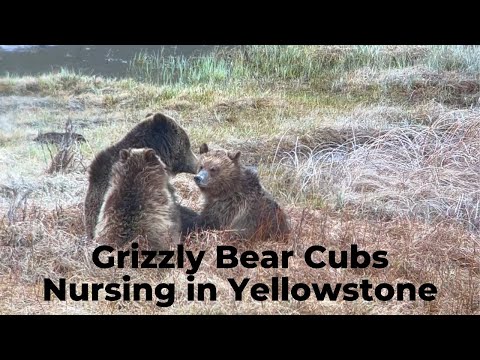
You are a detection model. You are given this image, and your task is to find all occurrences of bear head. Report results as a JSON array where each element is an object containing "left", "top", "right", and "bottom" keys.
[{"left": 194, "top": 143, "right": 242, "bottom": 196}]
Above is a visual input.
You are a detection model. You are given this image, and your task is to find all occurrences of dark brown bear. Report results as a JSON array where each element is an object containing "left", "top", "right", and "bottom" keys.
[
  {"left": 177, "top": 204, "right": 200, "bottom": 236},
  {"left": 94, "top": 148, "right": 181, "bottom": 249},
  {"left": 164, "top": 182, "right": 200, "bottom": 236},
  {"left": 84, "top": 112, "right": 199, "bottom": 239},
  {"left": 193, "top": 144, "right": 290, "bottom": 241}
]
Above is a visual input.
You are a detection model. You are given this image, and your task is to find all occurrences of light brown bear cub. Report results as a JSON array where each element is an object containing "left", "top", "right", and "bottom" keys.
[
  {"left": 94, "top": 148, "right": 181, "bottom": 250},
  {"left": 194, "top": 144, "right": 290, "bottom": 241}
]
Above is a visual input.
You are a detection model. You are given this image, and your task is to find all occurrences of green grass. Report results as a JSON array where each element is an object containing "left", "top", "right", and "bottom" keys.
[
  {"left": 425, "top": 45, "right": 480, "bottom": 73},
  {"left": 128, "top": 46, "right": 318, "bottom": 85},
  {"left": 127, "top": 45, "right": 480, "bottom": 89}
]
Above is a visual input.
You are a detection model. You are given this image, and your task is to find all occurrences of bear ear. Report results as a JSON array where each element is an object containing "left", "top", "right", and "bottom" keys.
[
  {"left": 144, "top": 148, "right": 157, "bottom": 162},
  {"left": 152, "top": 112, "right": 176, "bottom": 125},
  {"left": 151, "top": 112, "right": 179, "bottom": 133},
  {"left": 119, "top": 149, "right": 130, "bottom": 162},
  {"left": 228, "top": 151, "right": 241, "bottom": 163},
  {"left": 199, "top": 143, "right": 209, "bottom": 154}
]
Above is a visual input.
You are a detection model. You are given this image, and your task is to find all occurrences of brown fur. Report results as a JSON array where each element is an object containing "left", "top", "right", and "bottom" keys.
[
  {"left": 177, "top": 204, "right": 200, "bottom": 236},
  {"left": 94, "top": 148, "right": 181, "bottom": 250},
  {"left": 164, "top": 182, "right": 200, "bottom": 236},
  {"left": 84, "top": 113, "right": 199, "bottom": 239},
  {"left": 193, "top": 144, "right": 290, "bottom": 241}
]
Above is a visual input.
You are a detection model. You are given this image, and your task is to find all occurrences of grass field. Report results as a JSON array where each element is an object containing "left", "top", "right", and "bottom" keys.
[{"left": 0, "top": 45, "right": 479, "bottom": 314}]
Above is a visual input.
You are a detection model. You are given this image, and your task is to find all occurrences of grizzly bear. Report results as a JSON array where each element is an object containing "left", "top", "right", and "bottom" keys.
[
  {"left": 193, "top": 144, "right": 290, "bottom": 241},
  {"left": 84, "top": 112, "right": 199, "bottom": 239},
  {"left": 94, "top": 148, "right": 181, "bottom": 249},
  {"left": 164, "top": 182, "right": 200, "bottom": 236},
  {"left": 177, "top": 204, "right": 200, "bottom": 236}
]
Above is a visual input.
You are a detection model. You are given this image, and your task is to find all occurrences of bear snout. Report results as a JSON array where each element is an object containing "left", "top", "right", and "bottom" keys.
[
  {"left": 194, "top": 170, "right": 208, "bottom": 187},
  {"left": 183, "top": 149, "right": 200, "bottom": 174}
]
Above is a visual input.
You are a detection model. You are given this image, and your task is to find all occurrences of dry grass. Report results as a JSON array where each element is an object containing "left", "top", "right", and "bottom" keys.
[
  {"left": 43, "top": 120, "right": 88, "bottom": 175},
  {"left": 1, "top": 45, "right": 479, "bottom": 314},
  {"left": 0, "top": 204, "right": 478, "bottom": 314},
  {"left": 333, "top": 65, "right": 480, "bottom": 106},
  {"left": 276, "top": 106, "right": 480, "bottom": 232}
]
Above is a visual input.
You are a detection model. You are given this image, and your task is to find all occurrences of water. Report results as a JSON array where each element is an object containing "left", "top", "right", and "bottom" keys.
[{"left": 0, "top": 45, "right": 216, "bottom": 77}]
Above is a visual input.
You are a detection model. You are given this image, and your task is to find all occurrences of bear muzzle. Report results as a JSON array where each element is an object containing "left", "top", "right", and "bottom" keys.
[
  {"left": 184, "top": 149, "right": 200, "bottom": 174},
  {"left": 194, "top": 169, "right": 208, "bottom": 187}
]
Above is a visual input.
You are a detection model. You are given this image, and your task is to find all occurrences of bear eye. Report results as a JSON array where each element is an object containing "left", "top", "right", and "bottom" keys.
[
  {"left": 210, "top": 166, "right": 217, "bottom": 172},
  {"left": 199, "top": 165, "right": 204, "bottom": 171}
]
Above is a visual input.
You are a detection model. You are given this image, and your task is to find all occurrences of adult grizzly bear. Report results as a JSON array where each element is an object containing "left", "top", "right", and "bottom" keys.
[
  {"left": 193, "top": 144, "right": 290, "bottom": 241},
  {"left": 84, "top": 112, "right": 199, "bottom": 239},
  {"left": 94, "top": 148, "right": 181, "bottom": 249}
]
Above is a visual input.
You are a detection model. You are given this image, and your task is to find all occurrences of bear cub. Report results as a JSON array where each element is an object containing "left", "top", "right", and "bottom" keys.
[
  {"left": 193, "top": 144, "right": 290, "bottom": 241},
  {"left": 94, "top": 148, "right": 181, "bottom": 250}
]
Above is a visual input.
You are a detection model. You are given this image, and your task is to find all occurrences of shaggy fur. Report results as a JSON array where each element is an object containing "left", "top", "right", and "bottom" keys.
[
  {"left": 84, "top": 112, "right": 198, "bottom": 239},
  {"left": 94, "top": 148, "right": 181, "bottom": 250},
  {"left": 193, "top": 144, "right": 290, "bottom": 241}
]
